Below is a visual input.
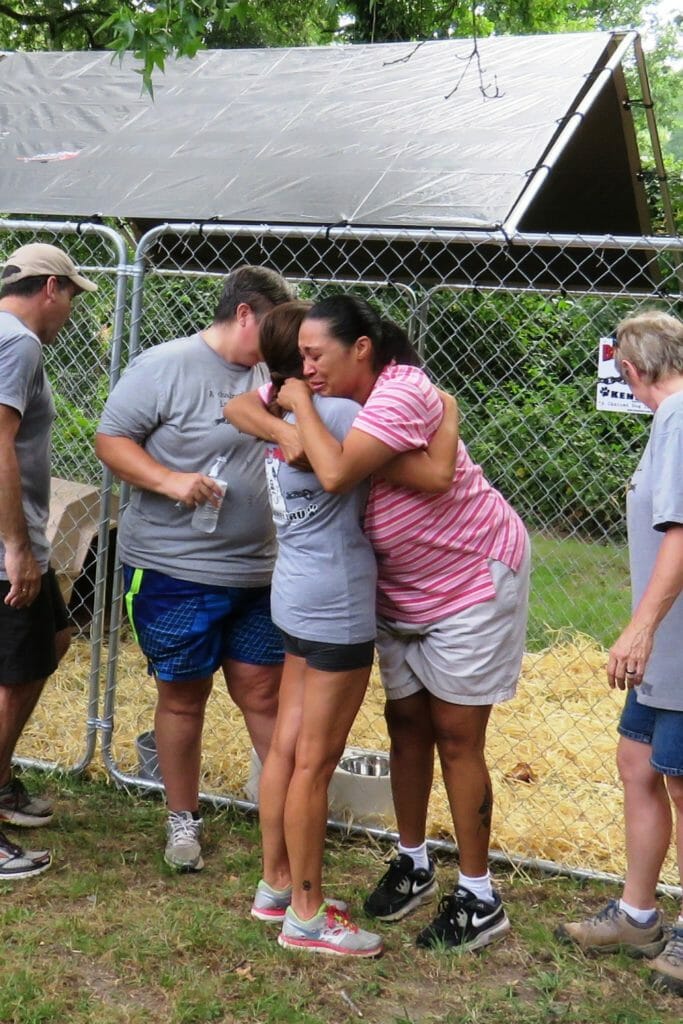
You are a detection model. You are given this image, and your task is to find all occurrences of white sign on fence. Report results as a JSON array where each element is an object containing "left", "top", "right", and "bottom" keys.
[{"left": 596, "top": 337, "right": 651, "bottom": 415}]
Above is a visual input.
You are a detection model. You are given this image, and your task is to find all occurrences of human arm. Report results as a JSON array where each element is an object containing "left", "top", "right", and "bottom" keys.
[
  {"left": 607, "top": 524, "right": 683, "bottom": 689},
  {"left": 276, "top": 378, "right": 402, "bottom": 493},
  {"left": 94, "top": 433, "right": 223, "bottom": 508},
  {"left": 380, "top": 391, "right": 459, "bottom": 493},
  {"left": 224, "top": 389, "right": 308, "bottom": 467},
  {"left": 0, "top": 404, "right": 42, "bottom": 608}
]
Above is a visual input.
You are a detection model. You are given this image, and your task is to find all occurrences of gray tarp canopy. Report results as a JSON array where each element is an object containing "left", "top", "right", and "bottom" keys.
[{"left": 0, "top": 33, "right": 656, "bottom": 286}]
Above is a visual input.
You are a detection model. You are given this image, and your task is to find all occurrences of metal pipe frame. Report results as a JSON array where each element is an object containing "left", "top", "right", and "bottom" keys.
[
  {"left": 130, "top": 218, "right": 683, "bottom": 254},
  {"left": 0, "top": 218, "right": 131, "bottom": 776},
  {"left": 501, "top": 32, "right": 639, "bottom": 235}
]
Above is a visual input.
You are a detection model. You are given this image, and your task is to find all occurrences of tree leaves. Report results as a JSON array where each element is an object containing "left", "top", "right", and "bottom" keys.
[{"left": 97, "top": 1, "right": 245, "bottom": 96}]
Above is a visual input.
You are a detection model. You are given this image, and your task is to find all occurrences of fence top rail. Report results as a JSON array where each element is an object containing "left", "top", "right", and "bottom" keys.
[
  {"left": 134, "top": 220, "right": 683, "bottom": 258},
  {"left": 0, "top": 218, "right": 129, "bottom": 264}
]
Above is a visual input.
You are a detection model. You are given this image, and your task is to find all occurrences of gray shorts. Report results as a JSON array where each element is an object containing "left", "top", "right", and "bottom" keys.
[{"left": 375, "top": 542, "right": 530, "bottom": 706}]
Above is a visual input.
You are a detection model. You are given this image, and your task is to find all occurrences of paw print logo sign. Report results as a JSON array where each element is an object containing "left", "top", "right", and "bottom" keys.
[{"left": 596, "top": 337, "right": 650, "bottom": 416}]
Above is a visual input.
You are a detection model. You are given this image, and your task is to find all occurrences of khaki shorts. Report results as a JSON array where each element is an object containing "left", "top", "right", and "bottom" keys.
[{"left": 375, "top": 542, "right": 530, "bottom": 706}]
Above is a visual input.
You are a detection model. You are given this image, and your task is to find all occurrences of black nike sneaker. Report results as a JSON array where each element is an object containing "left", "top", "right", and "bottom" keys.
[
  {"left": 364, "top": 854, "right": 438, "bottom": 921},
  {"left": 416, "top": 886, "right": 510, "bottom": 951}
]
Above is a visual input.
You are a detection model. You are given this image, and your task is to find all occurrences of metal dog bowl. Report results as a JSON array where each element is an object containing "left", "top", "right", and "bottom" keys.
[{"left": 338, "top": 753, "right": 390, "bottom": 778}]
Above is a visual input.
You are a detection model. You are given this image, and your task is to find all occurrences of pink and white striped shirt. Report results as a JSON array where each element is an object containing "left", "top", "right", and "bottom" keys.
[{"left": 353, "top": 364, "right": 528, "bottom": 624}]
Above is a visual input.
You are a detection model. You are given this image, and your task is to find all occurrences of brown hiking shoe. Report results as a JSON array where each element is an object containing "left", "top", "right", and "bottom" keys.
[
  {"left": 555, "top": 900, "right": 665, "bottom": 957},
  {"left": 0, "top": 777, "right": 53, "bottom": 827},
  {"left": 650, "top": 926, "right": 683, "bottom": 995}
]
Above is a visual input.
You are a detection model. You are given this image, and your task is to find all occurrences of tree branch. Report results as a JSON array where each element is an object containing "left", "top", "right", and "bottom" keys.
[{"left": 0, "top": 2, "right": 110, "bottom": 30}]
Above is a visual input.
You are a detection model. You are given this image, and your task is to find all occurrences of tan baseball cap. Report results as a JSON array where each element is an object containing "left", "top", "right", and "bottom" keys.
[{"left": 1, "top": 242, "right": 98, "bottom": 292}]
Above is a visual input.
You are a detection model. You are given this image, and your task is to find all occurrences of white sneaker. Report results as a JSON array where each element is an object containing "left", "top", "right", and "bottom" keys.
[
  {"left": 251, "top": 879, "right": 348, "bottom": 922},
  {"left": 0, "top": 830, "right": 51, "bottom": 880},
  {"left": 164, "top": 810, "right": 203, "bottom": 871},
  {"left": 278, "top": 902, "right": 383, "bottom": 957}
]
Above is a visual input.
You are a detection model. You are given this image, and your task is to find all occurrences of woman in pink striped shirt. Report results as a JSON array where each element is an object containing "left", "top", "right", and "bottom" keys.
[{"left": 275, "top": 294, "right": 530, "bottom": 954}]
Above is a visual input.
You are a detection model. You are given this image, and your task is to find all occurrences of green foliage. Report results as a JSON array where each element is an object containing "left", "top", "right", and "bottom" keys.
[
  {"left": 334, "top": 0, "right": 646, "bottom": 42},
  {"left": 97, "top": 2, "right": 234, "bottom": 93},
  {"left": 422, "top": 290, "right": 654, "bottom": 539},
  {"left": 0, "top": 0, "right": 337, "bottom": 95},
  {"left": 203, "top": 0, "right": 339, "bottom": 49},
  {"left": 528, "top": 533, "right": 631, "bottom": 650},
  {"left": 51, "top": 384, "right": 107, "bottom": 486},
  {"left": 466, "top": 376, "right": 642, "bottom": 536}
]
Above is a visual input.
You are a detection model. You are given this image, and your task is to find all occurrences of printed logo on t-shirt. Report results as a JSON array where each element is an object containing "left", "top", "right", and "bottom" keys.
[{"left": 265, "top": 446, "right": 319, "bottom": 525}]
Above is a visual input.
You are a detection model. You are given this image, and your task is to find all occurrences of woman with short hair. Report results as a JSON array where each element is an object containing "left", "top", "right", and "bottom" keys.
[{"left": 557, "top": 310, "right": 683, "bottom": 997}]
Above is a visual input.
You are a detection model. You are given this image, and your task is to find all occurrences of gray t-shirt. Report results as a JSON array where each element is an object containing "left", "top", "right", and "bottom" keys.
[
  {"left": 98, "top": 333, "right": 275, "bottom": 587},
  {"left": 0, "top": 311, "right": 54, "bottom": 577},
  {"left": 266, "top": 395, "right": 377, "bottom": 644},
  {"left": 627, "top": 388, "right": 683, "bottom": 711}
]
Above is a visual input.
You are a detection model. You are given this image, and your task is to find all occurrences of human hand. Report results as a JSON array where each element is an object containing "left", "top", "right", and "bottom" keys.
[
  {"left": 4, "top": 544, "right": 42, "bottom": 608},
  {"left": 607, "top": 622, "right": 653, "bottom": 689},
  {"left": 274, "top": 421, "right": 311, "bottom": 469},
  {"left": 164, "top": 471, "right": 225, "bottom": 508},
  {"left": 276, "top": 378, "right": 312, "bottom": 413}
]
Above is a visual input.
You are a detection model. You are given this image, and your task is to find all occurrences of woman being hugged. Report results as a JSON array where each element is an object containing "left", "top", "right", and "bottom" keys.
[
  {"left": 253, "top": 301, "right": 379, "bottom": 956},
  {"left": 231, "top": 301, "right": 457, "bottom": 958},
  {"left": 232, "top": 294, "right": 530, "bottom": 952}
]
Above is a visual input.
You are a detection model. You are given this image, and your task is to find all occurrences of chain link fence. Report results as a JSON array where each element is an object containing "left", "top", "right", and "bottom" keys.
[
  {"left": 1, "top": 219, "right": 129, "bottom": 775},
  {"left": 5, "top": 218, "right": 682, "bottom": 885}
]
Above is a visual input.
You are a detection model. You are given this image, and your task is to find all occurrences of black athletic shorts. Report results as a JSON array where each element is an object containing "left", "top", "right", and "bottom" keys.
[
  {"left": 279, "top": 629, "right": 375, "bottom": 672},
  {"left": 0, "top": 568, "right": 71, "bottom": 685}
]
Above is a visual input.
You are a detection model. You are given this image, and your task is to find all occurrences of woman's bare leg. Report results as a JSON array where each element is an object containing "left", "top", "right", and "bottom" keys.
[
  {"left": 259, "top": 654, "right": 305, "bottom": 889},
  {"left": 154, "top": 676, "right": 213, "bottom": 811},
  {"left": 384, "top": 691, "right": 435, "bottom": 847},
  {"left": 431, "top": 697, "right": 492, "bottom": 878},
  {"left": 619, "top": 737, "right": 672, "bottom": 908},
  {"left": 223, "top": 659, "right": 281, "bottom": 765},
  {"left": 285, "top": 665, "right": 371, "bottom": 920},
  {"left": 666, "top": 775, "right": 683, "bottom": 915}
]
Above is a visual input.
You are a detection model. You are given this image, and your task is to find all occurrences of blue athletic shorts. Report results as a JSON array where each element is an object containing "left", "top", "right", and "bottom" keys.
[
  {"left": 618, "top": 687, "right": 683, "bottom": 776},
  {"left": 122, "top": 566, "right": 284, "bottom": 683}
]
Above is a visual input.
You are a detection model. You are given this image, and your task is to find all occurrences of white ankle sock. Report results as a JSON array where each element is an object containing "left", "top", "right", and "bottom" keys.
[
  {"left": 397, "top": 841, "right": 430, "bottom": 872},
  {"left": 458, "top": 871, "right": 494, "bottom": 903},
  {"left": 618, "top": 898, "right": 657, "bottom": 924}
]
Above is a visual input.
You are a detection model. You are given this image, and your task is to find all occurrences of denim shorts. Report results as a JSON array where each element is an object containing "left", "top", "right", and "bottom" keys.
[
  {"left": 618, "top": 687, "right": 683, "bottom": 776},
  {"left": 123, "top": 566, "right": 284, "bottom": 683}
]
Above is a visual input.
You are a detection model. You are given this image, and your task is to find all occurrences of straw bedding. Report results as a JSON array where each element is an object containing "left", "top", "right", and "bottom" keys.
[{"left": 17, "top": 633, "right": 677, "bottom": 885}]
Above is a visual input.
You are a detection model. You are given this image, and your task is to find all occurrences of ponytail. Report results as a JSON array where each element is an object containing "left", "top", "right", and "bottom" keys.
[{"left": 377, "top": 318, "right": 422, "bottom": 369}]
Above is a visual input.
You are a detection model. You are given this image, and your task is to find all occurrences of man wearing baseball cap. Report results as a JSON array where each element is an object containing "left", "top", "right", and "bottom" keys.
[{"left": 0, "top": 243, "right": 97, "bottom": 879}]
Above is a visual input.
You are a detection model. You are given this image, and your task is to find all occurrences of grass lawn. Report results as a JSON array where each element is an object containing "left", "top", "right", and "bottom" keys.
[
  {"left": 529, "top": 534, "right": 631, "bottom": 651},
  {"left": 1, "top": 772, "right": 680, "bottom": 1024}
]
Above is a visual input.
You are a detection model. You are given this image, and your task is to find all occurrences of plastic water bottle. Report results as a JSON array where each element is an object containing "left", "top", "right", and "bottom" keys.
[{"left": 191, "top": 456, "right": 228, "bottom": 534}]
